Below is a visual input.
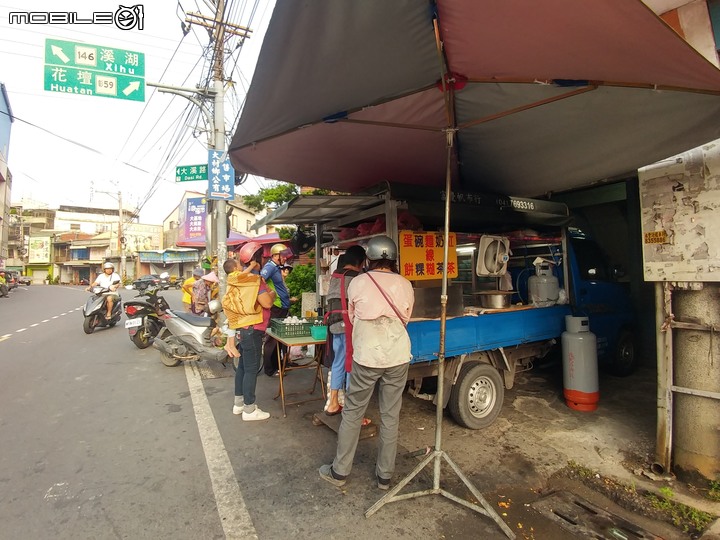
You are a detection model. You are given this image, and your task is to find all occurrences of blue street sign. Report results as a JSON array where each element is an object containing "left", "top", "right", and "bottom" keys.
[{"left": 207, "top": 150, "right": 235, "bottom": 200}]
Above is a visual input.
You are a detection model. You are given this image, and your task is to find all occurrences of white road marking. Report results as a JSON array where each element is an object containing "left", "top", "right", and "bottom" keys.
[
  {"left": 51, "top": 316, "right": 58, "bottom": 319},
  {"left": 0, "top": 335, "right": 11, "bottom": 343},
  {"left": 41, "top": 319, "right": 50, "bottom": 323},
  {"left": 184, "top": 363, "right": 258, "bottom": 540},
  {"left": 16, "top": 328, "right": 27, "bottom": 333},
  {"left": 31, "top": 323, "right": 39, "bottom": 327}
]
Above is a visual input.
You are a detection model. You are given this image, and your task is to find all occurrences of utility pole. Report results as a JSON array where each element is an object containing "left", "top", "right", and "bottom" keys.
[
  {"left": 149, "top": 3, "right": 251, "bottom": 296},
  {"left": 117, "top": 190, "right": 127, "bottom": 281},
  {"left": 93, "top": 187, "right": 128, "bottom": 281}
]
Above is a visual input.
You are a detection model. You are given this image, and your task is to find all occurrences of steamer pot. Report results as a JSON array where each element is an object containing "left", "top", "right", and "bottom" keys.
[{"left": 477, "top": 291, "right": 513, "bottom": 309}]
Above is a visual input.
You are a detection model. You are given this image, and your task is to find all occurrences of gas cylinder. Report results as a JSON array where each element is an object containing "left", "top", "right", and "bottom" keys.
[
  {"left": 561, "top": 315, "right": 599, "bottom": 412},
  {"left": 528, "top": 264, "right": 559, "bottom": 307}
]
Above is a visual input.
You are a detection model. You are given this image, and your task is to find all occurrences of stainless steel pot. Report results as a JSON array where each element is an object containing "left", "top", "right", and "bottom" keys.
[{"left": 476, "top": 290, "right": 513, "bottom": 309}]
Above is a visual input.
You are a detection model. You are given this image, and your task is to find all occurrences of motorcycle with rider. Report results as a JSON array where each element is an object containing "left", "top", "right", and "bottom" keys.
[{"left": 83, "top": 262, "right": 123, "bottom": 334}]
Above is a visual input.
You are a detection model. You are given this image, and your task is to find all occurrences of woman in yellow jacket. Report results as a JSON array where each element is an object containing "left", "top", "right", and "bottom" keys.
[{"left": 182, "top": 267, "right": 204, "bottom": 312}]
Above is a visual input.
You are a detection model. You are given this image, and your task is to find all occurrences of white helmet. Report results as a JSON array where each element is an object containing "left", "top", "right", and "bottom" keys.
[
  {"left": 103, "top": 262, "right": 115, "bottom": 270},
  {"left": 366, "top": 235, "right": 397, "bottom": 261}
]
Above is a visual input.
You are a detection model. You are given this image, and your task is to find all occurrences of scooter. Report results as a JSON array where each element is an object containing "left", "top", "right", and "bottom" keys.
[
  {"left": 83, "top": 285, "right": 123, "bottom": 334},
  {"left": 152, "top": 299, "right": 229, "bottom": 367},
  {"left": 123, "top": 282, "right": 170, "bottom": 349}
]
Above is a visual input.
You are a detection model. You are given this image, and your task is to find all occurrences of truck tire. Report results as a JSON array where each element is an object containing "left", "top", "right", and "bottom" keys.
[
  {"left": 609, "top": 329, "right": 637, "bottom": 377},
  {"left": 448, "top": 363, "right": 504, "bottom": 430}
]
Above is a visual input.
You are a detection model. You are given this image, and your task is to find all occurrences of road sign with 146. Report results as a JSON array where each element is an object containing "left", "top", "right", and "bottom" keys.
[{"left": 44, "top": 38, "right": 145, "bottom": 102}]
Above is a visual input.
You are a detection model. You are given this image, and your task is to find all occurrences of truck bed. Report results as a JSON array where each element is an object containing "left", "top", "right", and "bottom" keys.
[{"left": 408, "top": 304, "right": 571, "bottom": 363}]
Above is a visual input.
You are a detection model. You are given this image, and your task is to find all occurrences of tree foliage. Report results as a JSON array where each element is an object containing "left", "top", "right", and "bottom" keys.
[
  {"left": 276, "top": 226, "right": 295, "bottom": 240},
  {"left": 242, "top": 182, "right": 339, "bottom": 213},
  {"left": 284, "top": 264, "right": 317, "bottom": 317},
  {"left": 242, "top": 182, "right": 299, "bottom": 212}
]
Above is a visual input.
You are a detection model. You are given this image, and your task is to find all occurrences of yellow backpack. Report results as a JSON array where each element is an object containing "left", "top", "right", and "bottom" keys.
[{"left": 222, "top": 271, "right": 263, "bottom": 329}]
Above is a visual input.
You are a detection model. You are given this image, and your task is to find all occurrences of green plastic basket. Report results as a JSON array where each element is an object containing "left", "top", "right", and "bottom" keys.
[{"left": 270, "top": 318, "right": 314, "bottom": 338}]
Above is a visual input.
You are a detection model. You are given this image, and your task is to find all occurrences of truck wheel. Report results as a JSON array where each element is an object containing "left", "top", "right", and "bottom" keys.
[
  {"left": 449, "top": 363, "right": 504, "bottom": 430},
  {"left": 610, "top": 330, "right": 637, "bottom": 377}
]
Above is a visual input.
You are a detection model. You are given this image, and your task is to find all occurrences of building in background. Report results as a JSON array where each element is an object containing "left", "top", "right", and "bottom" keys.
[
  {"left": 0, "top": 82, "right": 14, "bottom": 270},
  {"left": 159, "top": 191, "right": 271, "bottom": 278},
  {"left": 163, "top": 190, "right": 267, "bottom": 249},
  {"left": 6, "top": 205, "right": 55, "bottom": 276},
  {"left": 653, "top": 0, "right": 720, "bottom": 67}
]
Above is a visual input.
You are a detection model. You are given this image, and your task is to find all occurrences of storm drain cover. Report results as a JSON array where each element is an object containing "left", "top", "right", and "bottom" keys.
[
  {"left": 195, "top": 361, "right": 234, "bottom": 380},
  {"left": 531, "top": 490, "right": 662, "bottom": 539}
]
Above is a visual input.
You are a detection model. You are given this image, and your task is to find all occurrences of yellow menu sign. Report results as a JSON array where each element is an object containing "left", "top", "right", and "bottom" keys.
[{"left": 398, "top": 230, "right": 458, "bottom": 281}]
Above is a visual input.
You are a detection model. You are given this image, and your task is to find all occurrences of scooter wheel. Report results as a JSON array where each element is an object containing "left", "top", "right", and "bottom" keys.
[
  {"left": 132, "top": 330, "right": 152, "bottom": 349},
  {"left": 161, "top": 351, "right": 182, "bottom": 367},
  {"left": 83, "top": 316, "right": 96, "bottom": 334}
]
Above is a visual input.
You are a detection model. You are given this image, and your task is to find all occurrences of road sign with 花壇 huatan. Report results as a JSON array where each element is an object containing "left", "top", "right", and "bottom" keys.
[
  {"left": 43, "top": 38, "right": 145, "bottom": 101},
  {"left": 208, "top": 150, "right": 235, "bottom": 200},
  {"left": 175, "top": 164, "right": 208, "bottom": 182}
]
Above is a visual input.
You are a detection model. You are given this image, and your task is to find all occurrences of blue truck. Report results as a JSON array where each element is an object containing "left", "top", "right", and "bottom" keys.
[
  {"left": 256, "top": 186, "right": 637, "bottom": 430},
  {"left": 405, "top": 227, "right": 637, "bottom": 429}
]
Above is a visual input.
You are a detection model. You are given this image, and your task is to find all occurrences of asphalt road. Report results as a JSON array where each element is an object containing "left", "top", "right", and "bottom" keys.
[{"left": 0, "top": 284, "right": 686, "bottom": 540}]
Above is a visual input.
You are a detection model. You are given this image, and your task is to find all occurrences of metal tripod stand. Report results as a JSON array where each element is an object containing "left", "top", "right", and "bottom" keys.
[{"left": 365, "top": 143, "right": 515, "bottom": 540}]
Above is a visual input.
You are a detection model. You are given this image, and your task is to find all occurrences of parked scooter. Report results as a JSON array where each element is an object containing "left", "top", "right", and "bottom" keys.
[
  {"left": 152, "top": 299, "right": 229, "bottom": 367},
  {"left": 83, "top": 285, "right": 123, "bottom": 334},
  {"left": 123, "top": 282, "right": 170, "bottom": 349}
]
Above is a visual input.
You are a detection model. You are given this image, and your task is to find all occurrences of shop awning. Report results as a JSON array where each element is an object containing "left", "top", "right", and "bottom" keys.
[{"left": 251, "top": 195, "right": 383, "bottom": 231}]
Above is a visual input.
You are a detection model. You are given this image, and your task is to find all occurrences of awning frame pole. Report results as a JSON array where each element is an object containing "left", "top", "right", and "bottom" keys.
[{"left": 365, "top": 13, "right": 515, "bottom": 540}]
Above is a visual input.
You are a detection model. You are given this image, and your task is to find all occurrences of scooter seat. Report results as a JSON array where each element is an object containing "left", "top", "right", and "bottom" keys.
[{"left": 173, "top": 310, "right": 213, "bottom": 327}]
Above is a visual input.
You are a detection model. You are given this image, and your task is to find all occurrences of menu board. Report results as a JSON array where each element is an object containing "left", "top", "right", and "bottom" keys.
[{"left": 398, "top": 230, "right": 457, "bottom": 281}]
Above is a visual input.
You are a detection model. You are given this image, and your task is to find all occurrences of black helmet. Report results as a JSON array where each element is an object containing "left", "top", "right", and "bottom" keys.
[{"left": 366, "top": 235, "right": 397, "bottom": 261}]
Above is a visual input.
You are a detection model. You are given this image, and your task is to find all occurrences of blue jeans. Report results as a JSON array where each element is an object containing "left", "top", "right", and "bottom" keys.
[
  {"left": 331, "top": 332, "right": 348, "bottom": 391},
  {"left": 235, "top": 328, "right": 263, "bottom": 406}
]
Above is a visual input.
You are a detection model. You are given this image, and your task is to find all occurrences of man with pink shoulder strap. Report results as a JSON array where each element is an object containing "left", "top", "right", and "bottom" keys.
[{"left": 320, "top": 235, "right": 415, "bottom": 491}]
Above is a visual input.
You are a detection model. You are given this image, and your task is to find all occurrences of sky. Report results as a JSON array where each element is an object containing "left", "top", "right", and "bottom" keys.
[{"left": 0, "top": 0, "right": 276, "bottom": 225}]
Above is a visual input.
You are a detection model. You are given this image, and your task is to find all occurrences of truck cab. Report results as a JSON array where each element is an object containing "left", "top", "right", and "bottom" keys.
[
  {"left": 565, "top": 229, "right": 637, "bottom": 376},
  {"left": 506, "top": 228, "right": 637, "bottom": 376}
]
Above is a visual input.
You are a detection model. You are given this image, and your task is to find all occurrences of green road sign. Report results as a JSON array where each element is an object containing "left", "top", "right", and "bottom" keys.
[
  {"left": 175, "top": 164, "right": 209, "bottom": 182},
  {"left": 44, "top": 38, "right": 145, "bottom": 102}
]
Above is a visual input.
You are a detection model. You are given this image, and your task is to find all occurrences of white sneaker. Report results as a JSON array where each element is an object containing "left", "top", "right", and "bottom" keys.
[
  {"left": 232, "top": 405, "right": 243, "bottom": 415},
  {"left": 242, "top": 407, "right": 270, "bottom": 421}
]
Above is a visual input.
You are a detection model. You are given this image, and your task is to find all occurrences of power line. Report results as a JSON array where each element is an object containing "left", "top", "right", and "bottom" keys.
[{"left": 0, "top": 108, "right": 151, "bottom": 175}]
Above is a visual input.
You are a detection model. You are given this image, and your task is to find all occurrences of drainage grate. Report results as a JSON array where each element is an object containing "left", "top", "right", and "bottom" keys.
[
  {"left": 195, "top": 361, "right": 234, "bottom": 380},
  {"left": 531, "top": 490, "right": 663, "bottom": 540}
]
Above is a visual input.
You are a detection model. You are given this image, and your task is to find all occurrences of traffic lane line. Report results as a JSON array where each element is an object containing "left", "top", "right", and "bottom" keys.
[
  {"left": 184, "top": 363, "right": 258, "bottom": 539},
  {"left": 0, "top": 306, "right": 86, "bottom": 343}
]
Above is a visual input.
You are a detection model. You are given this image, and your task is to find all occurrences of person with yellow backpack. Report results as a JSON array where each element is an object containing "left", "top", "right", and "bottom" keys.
[{"left": 223, "top": 242, "right": 276, "bottom": 421}]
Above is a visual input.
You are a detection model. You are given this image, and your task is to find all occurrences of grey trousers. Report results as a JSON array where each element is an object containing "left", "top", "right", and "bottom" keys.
[{"left": 332, "top": 361, "right": 409, "bottom": 480}]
